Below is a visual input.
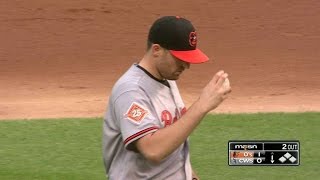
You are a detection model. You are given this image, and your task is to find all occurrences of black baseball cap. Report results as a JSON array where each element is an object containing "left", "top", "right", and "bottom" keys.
[{"left": 148, "top": 16, "right": 209, "bottom": 64}]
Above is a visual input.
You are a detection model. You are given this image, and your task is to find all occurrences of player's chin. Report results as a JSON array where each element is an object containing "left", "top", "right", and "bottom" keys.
[{"left": 167, "top": 73, "right": 181, "bottom": 80}]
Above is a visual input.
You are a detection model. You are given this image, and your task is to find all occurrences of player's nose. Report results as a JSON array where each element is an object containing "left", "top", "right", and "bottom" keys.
[{"left": 182, "top": 62, "right": 190, "bottom": 70}]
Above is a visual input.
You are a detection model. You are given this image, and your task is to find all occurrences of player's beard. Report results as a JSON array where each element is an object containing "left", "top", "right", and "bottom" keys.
[
  {"left": 162, "top": 69, "right": 184, "bottom": 80},
  {"left": 157, "top": 51, "right": 186, "bottom": 80}
]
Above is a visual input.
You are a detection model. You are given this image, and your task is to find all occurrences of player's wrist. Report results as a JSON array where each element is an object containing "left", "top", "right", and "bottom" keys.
[{"left": 194, "top": 98, "right": 211, "bottom": 115}]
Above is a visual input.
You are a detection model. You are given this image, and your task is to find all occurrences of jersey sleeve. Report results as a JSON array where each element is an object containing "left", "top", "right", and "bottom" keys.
[{"left": 113, "top": 89, "right": 160, "bottom": 148}]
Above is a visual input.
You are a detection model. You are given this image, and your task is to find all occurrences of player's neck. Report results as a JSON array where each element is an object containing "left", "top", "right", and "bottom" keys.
[{"left": 138, "top": 57, "right": 164, "bottom": 80}]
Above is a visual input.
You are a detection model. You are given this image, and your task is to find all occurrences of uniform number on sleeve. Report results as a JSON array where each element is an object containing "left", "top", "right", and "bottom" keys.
[{"left": 126, "top": 103, "right": 148, "bottom": 123}]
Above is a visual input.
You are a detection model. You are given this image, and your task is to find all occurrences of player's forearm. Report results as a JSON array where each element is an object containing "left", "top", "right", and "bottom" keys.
[{"left": 136, "top": 99, "right": 208, "bottom": 163}]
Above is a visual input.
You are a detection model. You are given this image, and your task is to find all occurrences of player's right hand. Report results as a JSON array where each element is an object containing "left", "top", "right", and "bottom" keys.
[{"left": 198, "top": 70, "right": 232, "bottom": 113}]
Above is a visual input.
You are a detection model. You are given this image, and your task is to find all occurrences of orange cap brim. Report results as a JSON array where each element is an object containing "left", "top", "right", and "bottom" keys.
[{"left": 170, "top": 49, "right": 209, "bottom": 64}]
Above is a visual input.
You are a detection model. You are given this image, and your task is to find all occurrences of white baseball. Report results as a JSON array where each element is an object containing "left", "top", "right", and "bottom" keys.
[{"left": 223, "top": 78, "right": 230, "bottom": 89}]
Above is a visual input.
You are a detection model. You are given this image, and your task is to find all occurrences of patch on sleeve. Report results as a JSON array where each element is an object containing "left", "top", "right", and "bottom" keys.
[{"left": 125, "top": 103, "right": 148, "bottom": 123}]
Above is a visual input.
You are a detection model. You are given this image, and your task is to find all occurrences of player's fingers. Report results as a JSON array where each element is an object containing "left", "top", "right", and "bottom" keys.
[
  {"left": 224, "top": 87, "right": 232, "bottom": 95},
  {"left": 216, "top": 73, "right": 228, "bottom": 87},
  {"left": 222, "top": 89, "right": 231, "bottom": 99},
  {"left": 211, "top": 70, "right": 224, "bottom": 84}
]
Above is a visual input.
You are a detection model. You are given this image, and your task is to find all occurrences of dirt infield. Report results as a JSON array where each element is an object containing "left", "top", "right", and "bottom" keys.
[{"left": 1, "top": 0, "right": 319, "bottom": 119}]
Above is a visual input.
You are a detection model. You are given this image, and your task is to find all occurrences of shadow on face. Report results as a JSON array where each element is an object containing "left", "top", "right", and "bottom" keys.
[{"left": 157, "top": 49, "right": 190, "bottom": 80}]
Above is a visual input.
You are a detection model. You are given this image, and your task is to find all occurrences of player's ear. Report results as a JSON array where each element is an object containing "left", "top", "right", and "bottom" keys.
[{"left": 151, "top": 44, "right": 165, "bottom": 58}]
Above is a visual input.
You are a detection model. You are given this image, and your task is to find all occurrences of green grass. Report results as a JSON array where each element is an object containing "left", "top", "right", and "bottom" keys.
[
  {"left": 0, "top": 112, "right": 319, "bottom": 179},
  {"left": 0, "top": 118, "right": 105, "bottom": 180}
]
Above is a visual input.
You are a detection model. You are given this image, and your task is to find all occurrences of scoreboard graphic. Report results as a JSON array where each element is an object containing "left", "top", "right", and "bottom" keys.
[{"left": 228, "top": 140, "right": 300, "bottom": 166}]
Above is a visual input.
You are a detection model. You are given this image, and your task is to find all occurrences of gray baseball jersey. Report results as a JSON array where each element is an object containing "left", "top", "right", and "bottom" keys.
[{"left": 102, "top": 64, "right": 192, "bottom": 180}]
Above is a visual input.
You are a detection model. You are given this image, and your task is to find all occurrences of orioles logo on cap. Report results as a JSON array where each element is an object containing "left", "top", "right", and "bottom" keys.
[{"left": 189, "top": 31, "right": 197, "bottom": 47}]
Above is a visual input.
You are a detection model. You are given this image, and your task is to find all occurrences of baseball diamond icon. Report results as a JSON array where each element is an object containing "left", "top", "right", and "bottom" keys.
[{"left": 278, "top": 152, "right": 297, "bottom": 163}]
